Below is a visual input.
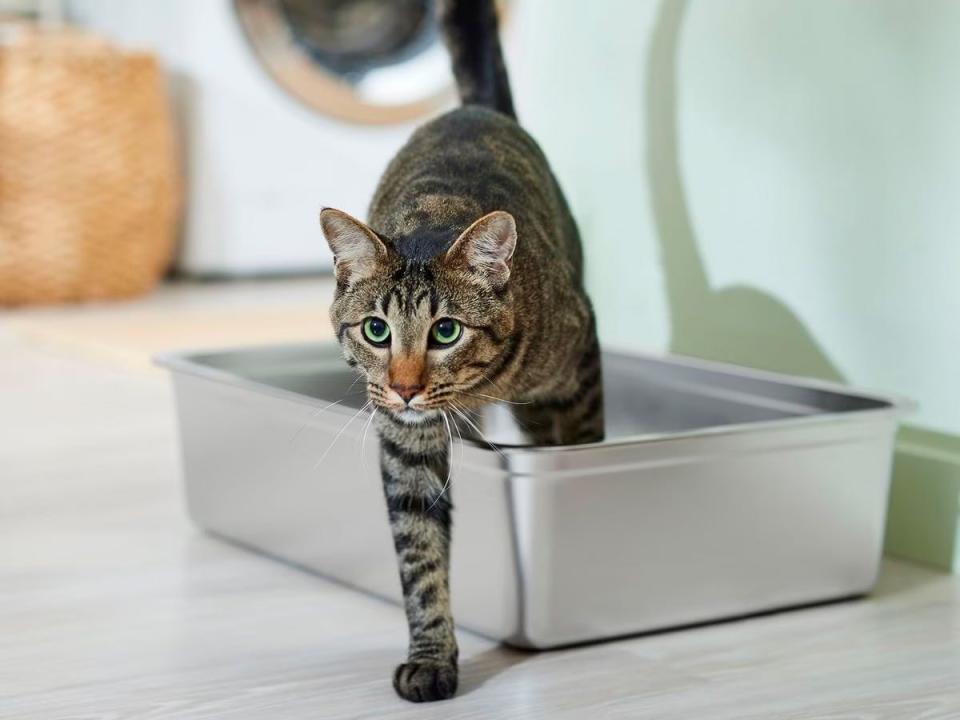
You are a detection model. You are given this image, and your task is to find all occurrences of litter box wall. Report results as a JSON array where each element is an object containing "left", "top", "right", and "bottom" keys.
[{"left": 513, "top": 0, "right": 960, "bottom": 572}]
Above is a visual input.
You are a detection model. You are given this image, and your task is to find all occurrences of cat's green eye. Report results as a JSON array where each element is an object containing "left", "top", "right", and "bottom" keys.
[
  {"left": 430, "top": 318, "right": 462, "bottom": 346},
  {"left": 362, "top": 317, "right": 391, "bottom": 346}
]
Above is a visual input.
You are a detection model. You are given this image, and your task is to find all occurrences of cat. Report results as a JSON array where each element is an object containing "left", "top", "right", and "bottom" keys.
[{"left": 319, "top": 0, "right": 604, "bottom": 703}]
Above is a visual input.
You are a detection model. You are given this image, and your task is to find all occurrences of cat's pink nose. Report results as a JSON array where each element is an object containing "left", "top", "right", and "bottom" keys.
[{"left": 390, "top": 383, "right": 424, "bottom": 403}]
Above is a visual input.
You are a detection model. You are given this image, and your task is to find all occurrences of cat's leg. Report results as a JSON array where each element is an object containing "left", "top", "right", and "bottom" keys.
[
  {"left": 513, "top": 337, "right": 605, "bottom": 446},
  {"left": 375, "top": 412, "right": 458, "bottom": 703}
]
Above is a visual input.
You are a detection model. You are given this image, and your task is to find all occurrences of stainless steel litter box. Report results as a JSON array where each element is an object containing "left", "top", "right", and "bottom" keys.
[{"left": 157, "top": 342, "right": 902, "bottom": 649}]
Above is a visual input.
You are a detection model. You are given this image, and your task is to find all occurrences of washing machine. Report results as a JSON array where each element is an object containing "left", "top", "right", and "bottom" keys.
[{"left": 66, "top": 0, "right": 521, "bottom": 275}]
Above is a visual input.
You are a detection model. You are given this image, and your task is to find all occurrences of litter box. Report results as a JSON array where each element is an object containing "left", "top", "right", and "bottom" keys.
[{"left": 157, "top": 342, "right": 903, "bottom": 648}]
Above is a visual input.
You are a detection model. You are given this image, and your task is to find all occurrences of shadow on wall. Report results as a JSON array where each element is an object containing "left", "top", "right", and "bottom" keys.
[
  {"left": 645, "top": 0, "right": 842, "bottom": 383},
  {"left": 644, "top": 0, "right": 960, "bottom": 574}
]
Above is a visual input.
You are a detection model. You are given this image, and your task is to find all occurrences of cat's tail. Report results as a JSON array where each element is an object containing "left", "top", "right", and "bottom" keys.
[{"left": 439, "top": 0, "right": 516, "bottom": 118}]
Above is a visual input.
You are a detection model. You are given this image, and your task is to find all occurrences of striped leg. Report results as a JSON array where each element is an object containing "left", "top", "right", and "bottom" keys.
[{"left": 375, "top": 412, "right": 459, "bottom": 703}]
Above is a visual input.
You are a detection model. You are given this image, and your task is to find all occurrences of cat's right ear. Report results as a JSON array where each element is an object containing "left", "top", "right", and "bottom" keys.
[{"left": 319, "top": 208, "right": 387, "bottom": 284}]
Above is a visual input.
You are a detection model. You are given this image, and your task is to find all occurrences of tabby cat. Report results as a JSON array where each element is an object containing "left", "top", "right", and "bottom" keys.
[{"left": 319, "top": 0, "right": 604, "bottom": 702}]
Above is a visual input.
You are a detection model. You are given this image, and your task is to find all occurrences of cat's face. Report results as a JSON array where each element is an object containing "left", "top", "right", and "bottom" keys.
[{"left": 321, "top": 208, "right": 517, "bottom": 424}]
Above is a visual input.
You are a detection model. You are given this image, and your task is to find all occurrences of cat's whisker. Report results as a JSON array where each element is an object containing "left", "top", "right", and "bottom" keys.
[
  {"left": 359, "top": 406, "right": 378, "bottom": 475},
  {"left": 313, "top": 400, "right": 372, "bottom": 470},
  {"left": 452, "top": 407, "right": 465, "bottom": 477},
  {"left": 449, "top": 401, "right": 507, "bottom": 462},
  {"left": 427, "top": 410, "right": 455, "bottom": 512},
  {"left": 449, "top": 405, "right": 497, "bottom": 456},
  {"left": 457, "top": 389, "right": 531, "bottom": 405},
  {"left": 470, "top": 368, "right": 513, "bottom": 396},
  {"left": 290, "top": 374, "right": 366, "bottom": 444},
  {"left": 290, "top": 392, "right": 366, "bottom": 445}
]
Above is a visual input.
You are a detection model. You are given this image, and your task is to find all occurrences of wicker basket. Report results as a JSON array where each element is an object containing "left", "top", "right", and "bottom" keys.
[{"left": 0, "top": 26, "right": 181, "bottom": 305}]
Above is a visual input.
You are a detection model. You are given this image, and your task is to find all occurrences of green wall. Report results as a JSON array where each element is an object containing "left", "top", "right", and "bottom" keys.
[{"left": 514, "top": 0, "right": 960, "bottom": 571}]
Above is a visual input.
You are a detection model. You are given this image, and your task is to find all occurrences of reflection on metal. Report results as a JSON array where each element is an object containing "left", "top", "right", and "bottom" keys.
[{"left": 234, "top": 0, "right": 454, "bottom": 124}]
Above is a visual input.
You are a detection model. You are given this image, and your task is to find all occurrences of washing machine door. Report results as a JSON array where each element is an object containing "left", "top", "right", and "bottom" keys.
[{"left": 234, "top": 0, "right": 455, "bottom": 124}]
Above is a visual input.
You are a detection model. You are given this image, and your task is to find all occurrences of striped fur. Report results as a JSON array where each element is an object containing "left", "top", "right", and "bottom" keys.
[
  {"left": 319, "top": 0, "right": 603, "bottom": 702},
  {"left": 376, "top": 411, "right": 458, "bottom": 701}
]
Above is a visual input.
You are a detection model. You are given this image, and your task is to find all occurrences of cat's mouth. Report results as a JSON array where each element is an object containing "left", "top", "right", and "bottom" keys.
[
  {"left": 391, "top": 406, "right": 439, "bottom": 425},
  {"left": 367, "top": 382, "right": 446, "bottom": 423}
]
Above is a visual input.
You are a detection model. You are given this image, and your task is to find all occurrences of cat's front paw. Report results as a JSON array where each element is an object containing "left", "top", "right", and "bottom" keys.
[{"left": 392, "top": 660, "right": 458, "bottom": 702}]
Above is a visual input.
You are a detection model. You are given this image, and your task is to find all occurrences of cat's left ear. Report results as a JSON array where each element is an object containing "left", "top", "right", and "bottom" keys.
[
  {"left": 319, "top": 208, "right": 387, "bottom": 284},
  {"left": 444, "top": 211, "right": 517, "bottom": 286}
]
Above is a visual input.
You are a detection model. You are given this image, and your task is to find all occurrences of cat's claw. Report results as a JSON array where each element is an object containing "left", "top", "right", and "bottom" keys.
[{"left": 393, "top": 660, "right": 458, "bottom": 702}]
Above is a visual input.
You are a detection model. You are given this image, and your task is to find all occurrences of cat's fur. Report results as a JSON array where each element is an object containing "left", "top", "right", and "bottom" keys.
[{"left": 319, "top": 0, "right": 603, "bottom": 702}]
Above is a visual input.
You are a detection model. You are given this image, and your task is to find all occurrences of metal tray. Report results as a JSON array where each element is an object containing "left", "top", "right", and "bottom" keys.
[{"left": 157, "top": 342, "right": 901, "bottom": 649}]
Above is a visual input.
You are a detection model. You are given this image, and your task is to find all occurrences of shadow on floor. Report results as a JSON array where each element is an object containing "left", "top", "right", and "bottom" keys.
[{"left": 458, "top": 646, "right": 534, "bottom": 696}]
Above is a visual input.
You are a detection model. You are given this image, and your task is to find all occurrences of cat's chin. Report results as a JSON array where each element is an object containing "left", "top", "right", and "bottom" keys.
[{"left": 392, "top": 407, "right": 439, "bottom": 425}]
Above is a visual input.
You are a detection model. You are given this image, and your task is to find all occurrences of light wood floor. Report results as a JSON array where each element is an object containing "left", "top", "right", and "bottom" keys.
[{"left": 2, "top": 281, "right": 959, "bottom": 720}]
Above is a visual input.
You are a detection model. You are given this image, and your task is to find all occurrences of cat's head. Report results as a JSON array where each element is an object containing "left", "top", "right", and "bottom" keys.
[{"left": 320, "top": 207, "right": 517, "bottom": 424}]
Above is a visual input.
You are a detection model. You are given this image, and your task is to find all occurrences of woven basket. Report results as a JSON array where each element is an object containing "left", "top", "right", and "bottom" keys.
[{"left": 0, "top": 26, "right": 180, "bottom": 305}]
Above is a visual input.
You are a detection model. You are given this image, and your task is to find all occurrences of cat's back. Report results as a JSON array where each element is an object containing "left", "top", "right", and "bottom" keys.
[
  {"left": 390, "top": 105, "right": 545, "bottom": 179},
  {"left": 410, "top": 104, "right": 522, "bottom": 143},
  {"left": 370, "top": 106, "right": 572, "bottom": 247}
]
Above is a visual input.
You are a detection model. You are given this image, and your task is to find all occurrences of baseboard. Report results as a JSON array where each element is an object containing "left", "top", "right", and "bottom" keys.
[{"left": 884, "top": 425, "right": 960, "bottom": 573}]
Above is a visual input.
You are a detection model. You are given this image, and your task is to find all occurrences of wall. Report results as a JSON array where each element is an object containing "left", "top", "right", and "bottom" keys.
[{"left": 515, "top": 0, "right": 960, "bottom": 570}]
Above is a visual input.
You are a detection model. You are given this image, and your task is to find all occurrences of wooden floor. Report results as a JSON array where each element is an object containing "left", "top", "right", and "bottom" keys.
[{"left": 2, "top": 281, "right": 959, "bottom": 720}]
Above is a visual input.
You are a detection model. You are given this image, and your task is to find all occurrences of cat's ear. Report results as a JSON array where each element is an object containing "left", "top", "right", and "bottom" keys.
[
  {"left": 444, "top": 211, "right": 517, "bottom": 286},
  {"left": 319, "top": 208, "right": 387, "bottom": 284}
]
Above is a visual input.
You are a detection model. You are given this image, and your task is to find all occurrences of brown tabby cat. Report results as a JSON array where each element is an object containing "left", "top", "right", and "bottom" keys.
[{"left": 319, "top": 0, "right": 603, "bottom": 703}]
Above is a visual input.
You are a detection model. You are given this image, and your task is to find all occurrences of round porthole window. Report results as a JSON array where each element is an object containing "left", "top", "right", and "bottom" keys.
[{"left": 234, "top": 0, "right": 456, "bottom": 124}]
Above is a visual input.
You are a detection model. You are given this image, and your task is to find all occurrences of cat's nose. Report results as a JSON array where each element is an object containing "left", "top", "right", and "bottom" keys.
[{"left": 390, "top": 383, "right": 424, "bottom": 403}]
